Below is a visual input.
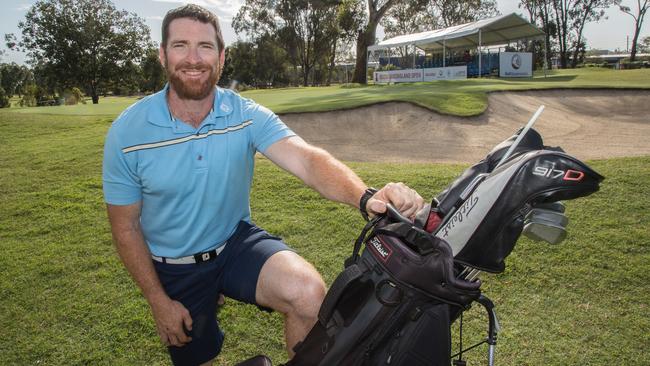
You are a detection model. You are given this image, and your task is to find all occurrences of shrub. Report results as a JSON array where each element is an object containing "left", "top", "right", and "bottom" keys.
[
  {"left": 63, "top": 87, "right": 85, "bottom": 105},
  {"left": 19, "top": 86, "right": 38, "bottom": 107},
  {"left": 0, "top": 87, "right": 10, "bottom": 108},
  {"left": 378, "top": 63, "right": 399, "bottom": 71}
]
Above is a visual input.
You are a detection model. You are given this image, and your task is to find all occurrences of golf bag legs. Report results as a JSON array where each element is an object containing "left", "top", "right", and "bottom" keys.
[{"left": 453, "top": 295, "right": 500, "bottom": 366}]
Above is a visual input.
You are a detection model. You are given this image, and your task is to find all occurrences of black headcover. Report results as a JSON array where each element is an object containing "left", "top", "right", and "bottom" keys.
[
  {"left": 435, "top": 127, "right": 549, "bottom": 216},
  {"left": 425, "top": 128, "right": 604, "bottom": 273}
]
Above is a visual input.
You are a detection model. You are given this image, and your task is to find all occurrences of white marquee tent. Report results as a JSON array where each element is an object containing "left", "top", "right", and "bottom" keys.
[{"left": 368, "top": 13, "right": 546, "bottom": 74}]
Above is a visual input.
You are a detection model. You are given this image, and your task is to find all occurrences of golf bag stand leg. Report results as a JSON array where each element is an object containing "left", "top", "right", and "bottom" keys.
[{"left": 477, "top": 295, "right": 500, "bottom": 366}]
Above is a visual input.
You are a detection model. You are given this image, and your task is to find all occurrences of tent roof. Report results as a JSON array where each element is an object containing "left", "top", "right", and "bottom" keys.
[{"left": 368, "top": 13, "right": 545, "bottom": 53}]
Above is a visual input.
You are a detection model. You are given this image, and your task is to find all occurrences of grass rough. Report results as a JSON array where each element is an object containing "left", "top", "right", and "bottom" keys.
[{"left": 1, "top": 107, "right": 648, "bottom": 365}]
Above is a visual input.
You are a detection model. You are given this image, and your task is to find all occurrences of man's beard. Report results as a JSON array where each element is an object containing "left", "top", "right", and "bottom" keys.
[{"left": 165, "top": 58, "right": 222, "bottom": 100}]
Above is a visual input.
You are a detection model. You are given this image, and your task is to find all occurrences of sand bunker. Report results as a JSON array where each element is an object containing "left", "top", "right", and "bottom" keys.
[{"left": 279, "top": 89, "right": 650, "bottom": 163}]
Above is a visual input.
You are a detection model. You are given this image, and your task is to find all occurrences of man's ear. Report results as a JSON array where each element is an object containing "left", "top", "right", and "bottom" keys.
[{"left": 219, "top": 48, "right": 225, "bottom": 67}]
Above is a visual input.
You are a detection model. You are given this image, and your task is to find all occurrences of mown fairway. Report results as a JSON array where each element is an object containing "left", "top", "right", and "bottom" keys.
[
  {"left": 1, "top": 78, "right": 649, "bottom": 365},
  {"left": 8, "top": 68, "right": 650, "bottom": 117}
]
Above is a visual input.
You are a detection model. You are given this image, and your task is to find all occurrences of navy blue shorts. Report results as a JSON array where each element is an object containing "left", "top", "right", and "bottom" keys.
[{"left": 153, "top": 221, "right": 292, "bottom": 366}]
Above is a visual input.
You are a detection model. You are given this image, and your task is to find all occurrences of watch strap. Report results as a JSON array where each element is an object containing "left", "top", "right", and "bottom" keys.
[{"left": 359, "top": 187, "right": 378, "bottom": 221}]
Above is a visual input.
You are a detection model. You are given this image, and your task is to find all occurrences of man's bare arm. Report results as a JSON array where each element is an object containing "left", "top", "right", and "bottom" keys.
[
  {"left": 106, "top": 203, "right": 193, "bottom": 347},
  {"left": 263, "top": 136, "right": 424, "bottom": 218}
]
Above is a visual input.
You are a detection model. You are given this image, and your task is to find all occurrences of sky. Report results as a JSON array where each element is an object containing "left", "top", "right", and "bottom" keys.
[{"left": 1, "top": 0, "right": 648, "bottom": 65}]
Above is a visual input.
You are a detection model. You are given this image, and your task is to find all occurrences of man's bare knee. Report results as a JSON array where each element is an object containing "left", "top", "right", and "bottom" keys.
[
  {"left": 256, "top": 251, "right": 326, "bottom": 316},
  {"left": 288, "top": 271, "right": 326, "bottom": 318}
]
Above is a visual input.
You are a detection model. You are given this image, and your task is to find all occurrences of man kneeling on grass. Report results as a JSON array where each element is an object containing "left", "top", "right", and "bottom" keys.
[{"left": 102, "top": 4, "right": 424, "bottom": 365}]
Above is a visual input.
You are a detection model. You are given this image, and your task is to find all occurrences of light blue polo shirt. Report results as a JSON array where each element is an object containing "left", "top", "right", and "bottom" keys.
[{"left": 102, "top": 86, "right": 295, "bottom": 257}]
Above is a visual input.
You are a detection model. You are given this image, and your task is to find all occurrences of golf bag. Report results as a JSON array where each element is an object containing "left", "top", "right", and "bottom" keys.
[{"left": 286, "top": 127, "right": 604, "bottom": 366}]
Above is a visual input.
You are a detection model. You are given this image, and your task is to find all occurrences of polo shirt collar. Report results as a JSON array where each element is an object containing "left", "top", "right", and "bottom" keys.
[{"left": 147, "top": 84, "right": 234, "bottom": 133}]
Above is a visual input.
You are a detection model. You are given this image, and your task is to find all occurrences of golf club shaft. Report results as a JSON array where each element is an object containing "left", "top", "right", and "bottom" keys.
[{"left": 496, "top": 105, "right": 545, "bottom": 168}]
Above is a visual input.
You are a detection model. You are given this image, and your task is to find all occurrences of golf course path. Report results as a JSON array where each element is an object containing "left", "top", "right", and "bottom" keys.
[{"left": 279, "top": 89, "right": 650, "bottom": 163}]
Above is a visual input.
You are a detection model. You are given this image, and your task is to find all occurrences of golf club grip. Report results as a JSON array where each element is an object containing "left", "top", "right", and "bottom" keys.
[{"left": 386, "top": 203, "right": 411, "bottom": 224}]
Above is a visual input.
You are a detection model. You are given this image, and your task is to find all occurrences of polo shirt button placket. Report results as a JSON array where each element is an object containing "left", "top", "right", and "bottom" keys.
[{"left": 193, "top": 133, "right": 208, "bottom": 170}]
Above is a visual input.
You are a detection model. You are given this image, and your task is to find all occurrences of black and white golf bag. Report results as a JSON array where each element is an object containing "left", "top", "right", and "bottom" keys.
[{"left": 285, "top": 127, "right": 604, "bottom": 366}]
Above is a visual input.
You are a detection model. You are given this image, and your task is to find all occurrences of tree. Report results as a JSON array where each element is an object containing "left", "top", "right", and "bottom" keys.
[
  {"left": 278, "top": 0, "right": 339, "bottom": 86},
  {"left": 379, "top": 2, "right": 437, "bottom": 64},
  {"left": 140, "top": 47, "right": 166, "bottom": 93},
  {"left": 8, "top": 0, "right": 153, "bottom": 104},
  {"left": 381, "top": 2, "right": 438, "bottom": 38},
  {"left": 550, "top": 0, "right": 620, "bottom": 68},
  {"left": 234, "top": 0, "right": 341, "bottom": 86},
  {"left": 620, "top": 1, "right": 650, "bottom": 61},
  {"left": 431, "top": 0, "right": 499, "bottom": 28},
  {"left": 0, "top": 71, "right": 8, "bottom": 108},
  {"left": 225, "top": 41, "right": 257, "bottom": 86},
  {"left": 223, "top": 37, "right": 291, "bottom": 88},
  {"left": 0, "top": 63, "right": 31, "bottom": 97},
  {"left": 351, "top": 0, "right": 399, "bottom": 84},
  {"left": 522, "top": 0, "right": 619, "bottom": 69},
  {"left": 255, "top": 34, "right": 292, "bottom": 86},
  {"left": 333, "top": 0, "right": 366, "bottom": 84},
  {"left": 639, "top": 35, "right": 650, "bottom": 52},
  {"left": 520, "top": 0, "right": 557, "bottom": 68}
]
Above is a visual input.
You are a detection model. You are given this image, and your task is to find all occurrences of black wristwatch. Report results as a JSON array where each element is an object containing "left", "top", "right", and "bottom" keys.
[{"left": 359, "top": 187, "right": 378, "bottom": 221}]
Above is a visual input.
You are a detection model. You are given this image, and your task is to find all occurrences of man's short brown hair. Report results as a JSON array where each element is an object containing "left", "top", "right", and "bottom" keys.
[{"left": 161, "top": 4, "right": 225, "bottom": 52}]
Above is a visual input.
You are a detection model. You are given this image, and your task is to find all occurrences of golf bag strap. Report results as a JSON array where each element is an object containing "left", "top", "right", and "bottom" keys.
[
  {"left": 347, "top": 216, "right": 382, "bottom": 267},
  {"left": 374, "top": 223, "right": 436, "bottom": 255},
  {"left": 318, "top": 263, "right": 366, "bottom": 326}
]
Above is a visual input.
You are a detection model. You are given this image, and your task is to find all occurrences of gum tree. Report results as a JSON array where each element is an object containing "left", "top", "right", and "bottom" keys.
[
  {"left": 620, "top": 0, "right": 650, "bottom": 61},
  {"left": 8, "top": 0, "right": 152, "bottom": 104}
]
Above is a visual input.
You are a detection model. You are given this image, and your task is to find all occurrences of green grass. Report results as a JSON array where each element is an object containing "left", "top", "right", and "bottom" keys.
[
  {"left": 1, "top": 105, "right": 649, "bottom": 365},
  {"left": 241, "top": 68, "right": 650, "bottom": 116},
  {"left": 6, "top": 68, "right": 650, "bottom": 117},
  {"left": 8, "top": 95, "right": 141, "bottom": 116}
]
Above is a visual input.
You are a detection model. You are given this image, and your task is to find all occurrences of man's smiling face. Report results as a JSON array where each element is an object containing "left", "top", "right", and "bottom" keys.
[{"left": 160, "top": 17, "right": 224, "bottom": 100}]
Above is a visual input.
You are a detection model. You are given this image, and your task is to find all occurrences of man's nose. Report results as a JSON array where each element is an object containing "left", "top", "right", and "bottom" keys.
[{"left": 185, "top": 45, "right": 202, "bottom": 64}]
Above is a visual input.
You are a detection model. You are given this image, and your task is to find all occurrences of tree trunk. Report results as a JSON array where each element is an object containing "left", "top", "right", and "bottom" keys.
[
  {"left": 570, "top": 33, "right": 583, "bottom": 68},
  {"left": 545, "top": 32, "right": 553, "bottom": 68},
  {"left": 302, "top": 64, "right": 310, "bottom": 87},
  {"left": 552, "top": 0, "right": 569, "bottom": 69},
  {"left": 89, "top": 81, "right": 99, "bottom": 104},
  {"left": 326, "top": 44, "right": 336, "bottom": 86},
  {"left": 352, "top": 0, "right": 396, "bottom": 84},
  {"left": 351, "top": 28, "right": 375, "bottom": 84},
  {"left": 630, "top": 25, "right": 641, "bottom": 62}
]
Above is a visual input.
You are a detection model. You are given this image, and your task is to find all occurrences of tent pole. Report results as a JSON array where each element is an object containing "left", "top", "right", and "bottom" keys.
[
  {"left": 479, "top": 29, "right": 482, "bottom": 78},
  {"left": 543, "top": 38, "right": 548, "bottom": 78},
  {"left": 366, "top": 46, "right": 370, "bottom": 83},
  {"left": 443, "top": 39, "right": 446, "bottom": 68},
  {"left": 413, "top": 44, "right": 416, "bottom": 69}
]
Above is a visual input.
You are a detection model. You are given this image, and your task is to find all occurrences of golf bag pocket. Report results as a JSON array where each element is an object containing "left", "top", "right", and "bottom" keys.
[
  {"left": 368, "top": 219, "right": 481, "bottom": 307},
  {"left": 287, "top": 255, "right": 417, "bottom": 366},
  {"left": 368, "top": 301, "right": 452, "bottom": 366}
]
